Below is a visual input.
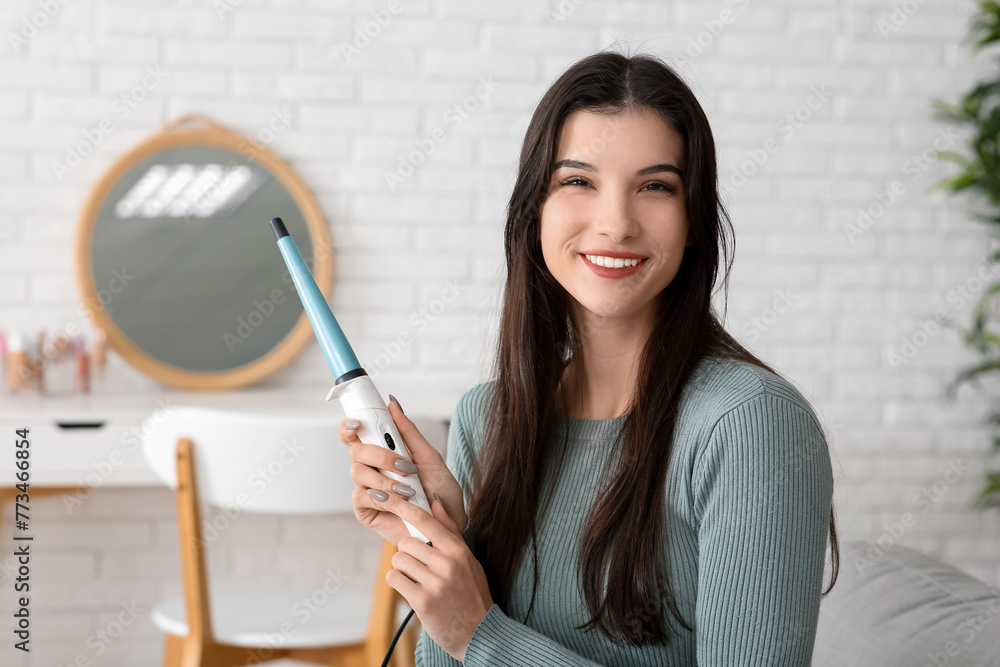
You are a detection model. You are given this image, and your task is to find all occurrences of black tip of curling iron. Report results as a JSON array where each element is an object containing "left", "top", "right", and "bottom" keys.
[{"left": 270, "top": 217, "right": 289, "bottom": 240}]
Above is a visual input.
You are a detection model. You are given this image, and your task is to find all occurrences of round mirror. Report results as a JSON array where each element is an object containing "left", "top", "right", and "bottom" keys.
[{"left": 74, "top": 114, "right": 332, "bottom": 390}]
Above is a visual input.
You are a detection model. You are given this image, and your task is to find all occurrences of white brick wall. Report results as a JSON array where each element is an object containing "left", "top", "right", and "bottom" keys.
[{"left": 1, "top": 0, "right": 998, "bottom": 664}]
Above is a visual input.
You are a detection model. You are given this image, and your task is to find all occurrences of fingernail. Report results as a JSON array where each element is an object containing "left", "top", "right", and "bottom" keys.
[
  {"left": 389, "top": 394, "right": 404, "bottom": 414},
  {"left": 345, "top": 419, "right": 361, "bottom": 430},
  {"left": 368, "top": 488, "right": 389, "bottom": 502},
  {"left": 392, "top": 483, "right": 415, "bottom": 498},
  {"left": 394, "top": 459, "right": 418, "bottom": 474}
]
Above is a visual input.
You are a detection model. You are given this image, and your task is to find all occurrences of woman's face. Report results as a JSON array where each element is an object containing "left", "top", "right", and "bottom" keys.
[{"left": 539, "top": 107, "right": 691, "bottom": 326}]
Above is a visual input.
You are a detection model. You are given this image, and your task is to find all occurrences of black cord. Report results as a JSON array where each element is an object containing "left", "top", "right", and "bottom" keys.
[
  {"left": 380, "top": 607, "right": 415, "bottom": 667},
  {"left": 381, "top": 539, "right": 431, "bottom": 666}
]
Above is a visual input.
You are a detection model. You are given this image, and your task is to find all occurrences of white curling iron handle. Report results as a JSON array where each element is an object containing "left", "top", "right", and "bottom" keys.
[{"left": 328, "top": 376, "right": 433, "bottom": 544}]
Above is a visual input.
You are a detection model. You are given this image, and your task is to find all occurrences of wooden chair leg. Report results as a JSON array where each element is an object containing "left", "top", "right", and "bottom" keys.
[
  {"left": 285, "top": 644, "right": 365, "bottom": 667},
  {"left": 162, "top": 633, "right": 180, "bottom": 667},
  {"left": 165, "top": 632, "right": 211, "bottom": 667}
]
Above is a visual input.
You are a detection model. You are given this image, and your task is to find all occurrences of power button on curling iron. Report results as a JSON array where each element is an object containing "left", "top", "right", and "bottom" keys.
[{"left": 384, "top": 432, "right": 396, "bottom": 450}]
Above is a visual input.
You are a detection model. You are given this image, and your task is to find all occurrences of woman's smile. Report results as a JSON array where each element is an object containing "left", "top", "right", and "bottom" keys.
[{"left": 579, "top": 253, "right": 649, "bottom": 279}]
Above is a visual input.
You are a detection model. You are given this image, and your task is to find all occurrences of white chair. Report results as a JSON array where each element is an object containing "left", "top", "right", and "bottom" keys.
[{"left": 141, "top": 404, "right": 441, "bottom": 667}]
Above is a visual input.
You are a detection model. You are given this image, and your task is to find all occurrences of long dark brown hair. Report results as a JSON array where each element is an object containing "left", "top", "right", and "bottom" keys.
[{"left": 467, "top": 49, "right": 840, "bottom": 647}]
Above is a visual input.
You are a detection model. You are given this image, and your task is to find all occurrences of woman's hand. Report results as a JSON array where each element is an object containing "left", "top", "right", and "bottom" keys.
[
  {"left": 374, "top": 488, "right": 493, "bottom": 662},
  {"left": 338, "top": 395, "right": 468, "bottom": 545}
]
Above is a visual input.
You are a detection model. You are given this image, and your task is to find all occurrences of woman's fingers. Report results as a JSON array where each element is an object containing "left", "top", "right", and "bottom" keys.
[
  {"left": 366, "top": 486, "right": 452, "bottom": 548},
  {"left": 338, "top": 418, "right": 362, "bottom": 446},
  {"left": 431, "top": 497, "right": 461, "bottom": 536},
  {"left": 351, "top": 487, "right": 393, "bottom": 526},
  {"left": 347, "top": 441, "right": 418, "bottom": 478},
  {"left": 340, "top": 420, "right": 418, "bottom": 476},
  {"left": 350, "top": 461, "right": 419, "bottom": 500},
  {"left": 387, "top": 400, "right": 441, "bottom": 461}
]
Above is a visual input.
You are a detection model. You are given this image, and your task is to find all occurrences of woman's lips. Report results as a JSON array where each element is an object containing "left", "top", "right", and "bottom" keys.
[{"left": 580, "top": 254, "right": 648, "bottom": 279}]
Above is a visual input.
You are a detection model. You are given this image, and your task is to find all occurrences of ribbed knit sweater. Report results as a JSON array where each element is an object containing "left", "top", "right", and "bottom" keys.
[{"left": 415, "top": 355, "right": 834, "bottom": 666}]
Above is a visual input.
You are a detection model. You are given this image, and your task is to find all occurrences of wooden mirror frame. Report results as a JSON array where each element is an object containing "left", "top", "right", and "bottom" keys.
[{"left": 73, "top": 113, "right": 333, "bottom": 391}]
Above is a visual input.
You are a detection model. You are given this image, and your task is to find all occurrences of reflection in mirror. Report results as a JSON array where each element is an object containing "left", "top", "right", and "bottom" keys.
[{"left": 89, "top": 145, "right": 314, "bottom": 372}]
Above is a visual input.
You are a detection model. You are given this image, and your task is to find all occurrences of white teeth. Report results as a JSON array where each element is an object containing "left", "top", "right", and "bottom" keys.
[{"left": 585, "top": 255, "right": 640, "bottom": 268}]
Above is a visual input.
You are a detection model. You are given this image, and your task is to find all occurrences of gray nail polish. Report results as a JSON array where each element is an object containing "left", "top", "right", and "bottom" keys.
[
  {"left": 392, "top": 483, "right": 415, "bottom": 498},
  {"left": 345, "top": 419, "right": 361, "bottom": 430},
  {"left": 389, "top": 394, "right": 404, "bottom": 414},
  {"left": 368, "top": 488, "right": 389, "bottom": 502},
  {"left": 394, "top": 459, "right": 418, "bottom": 474}
]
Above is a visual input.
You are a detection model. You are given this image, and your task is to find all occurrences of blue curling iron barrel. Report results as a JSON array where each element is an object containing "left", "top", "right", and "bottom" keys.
[{"left": 269, "top": 216, "right": 432, "bottom": 544}]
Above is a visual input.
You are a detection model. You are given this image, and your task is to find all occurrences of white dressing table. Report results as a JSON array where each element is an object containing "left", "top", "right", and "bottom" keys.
[{"left": 0, "top": 388, "right": 449, "bottom": 524}]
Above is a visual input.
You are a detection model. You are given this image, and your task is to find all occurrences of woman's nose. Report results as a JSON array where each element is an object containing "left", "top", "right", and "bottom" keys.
[{"left": 593, "top": 191, "right": 639, "bottom": 241}]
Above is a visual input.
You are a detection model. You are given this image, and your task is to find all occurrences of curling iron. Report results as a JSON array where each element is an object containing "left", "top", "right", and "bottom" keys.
[{"left": 269, "top": 216, "right": 433, "bottom": 544}]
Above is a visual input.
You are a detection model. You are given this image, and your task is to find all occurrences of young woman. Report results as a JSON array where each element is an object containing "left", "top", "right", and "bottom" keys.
[{"left": 339, "top": 50, "right": 840, "bottom": 666}]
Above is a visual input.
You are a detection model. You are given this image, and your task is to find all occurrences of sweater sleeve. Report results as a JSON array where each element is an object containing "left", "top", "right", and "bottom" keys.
[
  {"left": 692, "top": 392, "right": 834, "bottom": 666},
  {"left": 415, "top": 387, "right": 607, "bottom": 667}
]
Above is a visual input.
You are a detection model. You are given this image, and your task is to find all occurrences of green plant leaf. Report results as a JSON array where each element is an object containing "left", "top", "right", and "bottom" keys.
[
  {"left": 927, "top": 171, "right": 980, "bottom": 195},
  {"left": 972, "top": 0, "right": 1000, "bottom": 49},
  {"left": 970, "top": 471, "right": 1000, "bottom": 511},
  {"left": 935, "top": 150, "right": 978, "bottom": 170},
  {"left": 970, "top": 282, "right": 1000, "bottom": 335},
  {"left": 926, "top": 0, "right": 1000, "bottom": 515},
  {"left": 947, "top": 359, "right": 1000, "bottom": 400},
  {"left": 930, "top": 98, "right": 973, "bottom": 125},
  {"left": 970, "top": 209, "right": 1000, "bottom": 225}
]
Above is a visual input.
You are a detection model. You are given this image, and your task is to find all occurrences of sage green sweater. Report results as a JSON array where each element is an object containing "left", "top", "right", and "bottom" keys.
[{"left": 415, "top": 355, "right": 834, "bottom": 666}]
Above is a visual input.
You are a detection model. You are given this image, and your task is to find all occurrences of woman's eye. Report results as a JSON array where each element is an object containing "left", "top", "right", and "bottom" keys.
[
  {"left": 558, "top": 178, "right": 676, "bottom": 192},
  {"left": 644, "top": 181, "right": 676, "bottom": 192}
]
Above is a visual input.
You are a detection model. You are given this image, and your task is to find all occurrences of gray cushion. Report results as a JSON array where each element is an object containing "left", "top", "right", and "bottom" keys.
[{"left": 813, "top": 539, "right": 1000, "bottom": 666}]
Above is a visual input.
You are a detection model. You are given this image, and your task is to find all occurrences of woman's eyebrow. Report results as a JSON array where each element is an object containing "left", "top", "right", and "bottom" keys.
[
  {"left": 553, "top": 158, "right": 597, "bottom": 171},
  {"left": 553, "top": 158, "right": 683, "bottom": 178},
  {"left": 637, "top": 163, "right": 684, "bottom": 177}
]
